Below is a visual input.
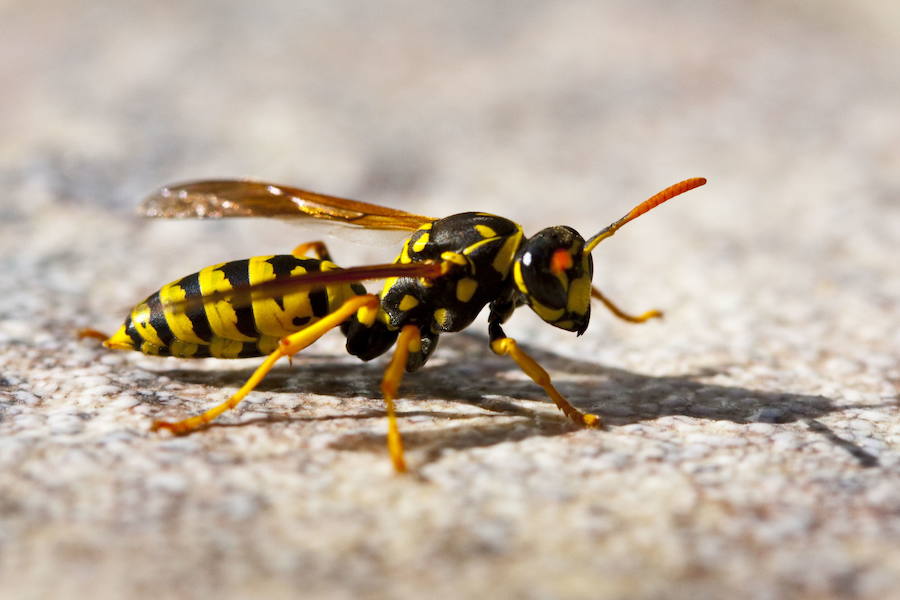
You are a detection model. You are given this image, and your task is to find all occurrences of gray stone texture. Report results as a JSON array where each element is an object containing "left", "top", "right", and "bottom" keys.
[{"left": 1, "top": 1, "right": 898, "bottom": 599}]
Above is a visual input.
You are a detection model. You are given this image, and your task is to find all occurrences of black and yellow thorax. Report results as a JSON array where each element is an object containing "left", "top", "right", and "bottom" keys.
[{"left": 378, "top": 212, "right": 524, "bottom": 333}]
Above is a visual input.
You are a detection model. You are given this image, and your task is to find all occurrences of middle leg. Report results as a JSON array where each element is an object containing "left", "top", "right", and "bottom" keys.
[
  {"left": 379, "top": 324, "right": 421, "bottom": 473},
  {"left": 591, "top": 285, "right": 662, "bottom": 323}
]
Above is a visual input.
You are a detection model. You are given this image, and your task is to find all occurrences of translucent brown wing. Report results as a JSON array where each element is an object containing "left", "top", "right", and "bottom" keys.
[
  {"left": 163, "top": 262, "right": 447, "bottom": 313},
  {"left": 139, "top": 179, "right": 435, "bottom": 231}
]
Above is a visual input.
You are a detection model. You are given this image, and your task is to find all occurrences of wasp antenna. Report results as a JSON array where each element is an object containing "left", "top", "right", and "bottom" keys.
[{"left": 584, "top": 177, "right": 707, "bottom": 253}]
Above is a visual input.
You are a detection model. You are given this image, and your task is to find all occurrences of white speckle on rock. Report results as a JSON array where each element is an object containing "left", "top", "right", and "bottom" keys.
[
  {"left": 238, "top": 410, "right": 267, "bottom": 422},
  {"left": 857, "top": 410, "right": 890, "bottom": 423},
  {"left": 841, "top": 389, "right": 866, "bottom": 403},
  {"left": 12, "top": 413, "right": 45, "bottom": 429},
  {"left": 771, "top": 431, "right": 803, "bottom": 451},
  {"left": 146, "top": 472, "right": 188, "bottom": 494},
  {"left": 110, "top": 394, "right": 140, "bottom": 409},
  {"left": 73, "top": 375, "right": 112, "bottom": 389},
  {"left": 157, "top": 437, "right": 201, "bottom": 453},
  {"left": 681, "top": 443, "right": 711, "bottom": 459},
  {"left": 47, "top": 413, "right": 85, "bottom": 434},
  {"left": 848, "top": 420, "right": 875, "bottom": 436},
  {"left": 307, "top": 433, "right": 339, "bottom": 450},
  {"left": 747, "top": 423, "right": 776, "bottom": 434},
  {"left": 13, "top": 390, "right": 40, "bottom": 406},
  {"left": 242, "top": 393, "right": 268, "bottom": 405},
  {"left": 686, "top": 433, "right": 748, "bottom": 447},
  {"left": 81, "top": 384, "right": 120, "bottom": 398},
  {"left": 217, "top": 493, "right": 262, "bottom": 521},
  {"left": 858, "top": 438, "right": 887, "bottom": 453}
]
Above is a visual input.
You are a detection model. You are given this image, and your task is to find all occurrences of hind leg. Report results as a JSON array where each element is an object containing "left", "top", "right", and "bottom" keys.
[
  {"left": 77, "top": 328, "right": 111, "bottom": 341},
  {"left": 292, "top": 240, "right": 332, "bottom": 261},
  {"left": 151, "top": 294, "right": 380, "bottom": 435}
]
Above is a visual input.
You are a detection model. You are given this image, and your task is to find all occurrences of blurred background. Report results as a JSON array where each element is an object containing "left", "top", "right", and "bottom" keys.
[{"left": 1, "top": 1, "right": 898, "bottom": 599}]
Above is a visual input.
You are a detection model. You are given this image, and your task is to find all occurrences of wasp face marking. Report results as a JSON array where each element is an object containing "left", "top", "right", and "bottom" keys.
[{"left": 513, "top": 226, "right": 593, "bottom": 335}]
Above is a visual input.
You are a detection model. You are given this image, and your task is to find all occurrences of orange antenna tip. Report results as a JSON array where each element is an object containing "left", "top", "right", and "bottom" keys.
[{"left": 585, "top": 177, "right": 707, "bottom": 253}]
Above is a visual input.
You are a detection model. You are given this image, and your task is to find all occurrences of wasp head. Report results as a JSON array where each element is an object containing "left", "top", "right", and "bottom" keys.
[{"left": 513, "top": 226, "right": 593, "bottom": 335}]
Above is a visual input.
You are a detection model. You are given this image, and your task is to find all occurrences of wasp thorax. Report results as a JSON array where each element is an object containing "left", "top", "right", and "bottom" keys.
[{"left": 513, "top": 226, "right": 593, "bottom": 335}]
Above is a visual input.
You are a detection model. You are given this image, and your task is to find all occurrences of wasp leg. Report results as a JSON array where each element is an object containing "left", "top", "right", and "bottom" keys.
[
  {"left": 591, "top": 285, "right": 662, "bottom": 323},
  {"left": 488, "top": 321, "right": 600, "bottom": 427},
  {"left": 292, "top": 240, "right": 332, "bottom": 261},
  {"left": 77, "top": 328, "right": 111, "bottom": 341},
  {"left": 151, "top": 294, "right": 381, "bottom": 435},
  {"left": 379, "top": 324, "right": 420, "bottom": 473}
]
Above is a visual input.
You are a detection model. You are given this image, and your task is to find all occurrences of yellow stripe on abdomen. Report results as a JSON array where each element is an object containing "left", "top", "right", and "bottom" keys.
[
  {"left": 159, "top": 281, "right": 208, "bottom": 345},
  {"left": 249, "top": 255, "right": 318, "bottom": 338},
  {"left": 198, "top": 262, "right": 256, "bottom": 342},
  {"left": 130, "top": 301, "right": 165, "bottom": 348}
]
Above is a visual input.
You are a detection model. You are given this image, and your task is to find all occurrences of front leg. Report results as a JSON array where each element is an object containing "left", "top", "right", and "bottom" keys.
[{"left": 488, "top": 321, "right": 600, "bottom": 427}]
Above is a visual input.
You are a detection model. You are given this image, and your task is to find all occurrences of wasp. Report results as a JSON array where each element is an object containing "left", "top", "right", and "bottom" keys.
[{"left": 81, "top": 177, "right": 706, "bottom": 472}]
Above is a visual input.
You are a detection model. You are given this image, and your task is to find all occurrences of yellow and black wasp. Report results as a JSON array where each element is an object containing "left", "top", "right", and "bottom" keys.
[{"left": 81, "top": 177, "right": 706, "bottom": 472}]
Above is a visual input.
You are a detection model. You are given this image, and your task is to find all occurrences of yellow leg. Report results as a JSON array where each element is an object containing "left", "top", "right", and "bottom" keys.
[
  {"left": 379, "top": 324, "right": 420, "bottom": 473},
  {"left": 490, "top": 336, "right": 600, "bottom": 427},
  {"left": 292, "top": 240, "right": 332, "bottom": 261},
  {"left": 151, "top": 294, "right": 380, "bottom": 435},
  {"left": 591, "top": 285, "right": 662, "bottom": 323}
]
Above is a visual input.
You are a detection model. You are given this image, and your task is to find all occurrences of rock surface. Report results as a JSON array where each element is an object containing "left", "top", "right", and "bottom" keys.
[{"left": 1, "top": 2, "right": 898, "bottom": 598}]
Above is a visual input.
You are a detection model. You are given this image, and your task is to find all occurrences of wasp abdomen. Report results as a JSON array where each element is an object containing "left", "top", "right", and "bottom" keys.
[{"left": 105, "top": 255, "right": 365, "bottom": 359}]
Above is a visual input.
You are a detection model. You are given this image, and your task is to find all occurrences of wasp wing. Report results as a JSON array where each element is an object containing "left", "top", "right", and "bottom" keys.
[
  {"left": 139, "top": 179, "right": 435, "bottom": 231},
  {"left": 163, "top": 262, "right": 445, "bottom": 314}
]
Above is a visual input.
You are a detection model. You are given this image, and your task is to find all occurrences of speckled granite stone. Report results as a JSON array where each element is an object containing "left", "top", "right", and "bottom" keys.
[{"left": 1, "top": 2, "right": 898, "bottom": 599}]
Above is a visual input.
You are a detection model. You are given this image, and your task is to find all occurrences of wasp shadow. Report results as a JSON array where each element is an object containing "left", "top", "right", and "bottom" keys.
[{"left": 143, "top": 331, "right": 882, "bottom": 467}]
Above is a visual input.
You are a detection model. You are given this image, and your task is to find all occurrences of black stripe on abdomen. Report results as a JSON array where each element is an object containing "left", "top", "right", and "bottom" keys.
[
  {"left": 238, "top": 341, "right": 264, "bottom": 358},
  {"left": 146, "top": 292, "right": 175, "bottom": 347},
  {"left": 215, "top": 259, "right": 257, "bottom": 339},
  {"left": 125, "top": 318, "right": 144, "bottom": 347},
  {"left": 175, "top": 272, "right": 213, "bottom": 342},
  {"left": 309, "top": 288, "right": 330, "bottom": 318},
  {"left": 265, "top": 255, "right": 323, "bottom": 312}
]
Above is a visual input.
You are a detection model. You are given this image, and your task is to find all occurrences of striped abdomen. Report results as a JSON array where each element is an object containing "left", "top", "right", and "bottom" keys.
[{"left": 105, "top": 255, "right": 365, "bottom": 358}]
